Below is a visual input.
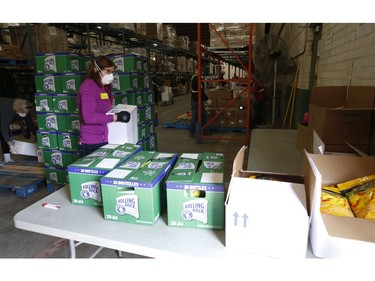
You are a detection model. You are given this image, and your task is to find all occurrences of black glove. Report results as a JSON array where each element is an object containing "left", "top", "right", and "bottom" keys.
[{"left": 116, "top": 111, "right": 131, "bottom": 123}]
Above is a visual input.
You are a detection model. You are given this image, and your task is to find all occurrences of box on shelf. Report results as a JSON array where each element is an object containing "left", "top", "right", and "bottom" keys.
[
  {"left": 106, "top": 104, "right": 138, "bottom": 145},
  {"left": 166, "top": 152, "right": 225, "bottom": 229},
  {"left": 308, "top": 86, "right": 375, "bottom": 152},
  {"left": 303, "top": 152, "right": 375, "bottom": 258},
  {"left": 100, "top": 151, "right": 178, "bottom": 225},
  {"left": 225, "top": 146, "right": 309, "bottom": 258},
  {"left": 68, "top": 143, "right": 142, "bottom": 207}
]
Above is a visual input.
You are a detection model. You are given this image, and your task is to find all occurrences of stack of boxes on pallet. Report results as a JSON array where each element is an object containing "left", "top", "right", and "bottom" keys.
[
  {"left": 108, "top": 53, "right": 157, "bottom": 151},
  {"left": 206, "top": 88, "right": 248, "bottom": 129},
  {"left": 34, "top": 52, "right": 90, "bottom": 187}
]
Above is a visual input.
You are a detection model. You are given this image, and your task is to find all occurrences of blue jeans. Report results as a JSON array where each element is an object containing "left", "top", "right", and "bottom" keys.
[
  {"left": 190, "top": 101, "right": 208, "bottom": 135},
  {"left": 79, "top": 142, "right": 108, "bottom": 158}
]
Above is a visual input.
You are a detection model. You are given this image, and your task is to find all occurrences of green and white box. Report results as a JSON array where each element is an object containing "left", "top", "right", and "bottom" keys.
[
  {"left": 68, "top": 144, "right": 142, "bottom": 207},
  {"left": 42, "top": 149, "right": 80, "bottom": 168},
  {"left": 166, "top": 152, "right": 225, "bottom": 229},
  {"left": 36, "top": 130, "right": 59, "bottom": 149},
  {"left": 127, "top": 91, "right": 144, "bottom": 106},
  {"left": 35, "top": 52, "right": 80, "bottom": 74},
  {"left": 110, "top": 54, "right": 142, "bottom": 72},
  {"left": 59, "top": 73, "right": 84, "bottom": 93},
  {"left": 57, "top": 131, "right": 79, "bottom": 151},
  {"left": 100, "top": 151, "right": 178, "bottom": 225},
  {"left": 112, "top": 73, "right": 137, "bottom": 92},
  {"left": 35, "top": 74, "right": 61, "bottom": 93},
  {"left": 112, "top": 92, "right": 127, "bottom": 106},
  {"left": 36, "top": 112, "right": 58, "bottom": 131},
  {"left": 44, "top": 165, "right": 69, "bottom": 185},
  {"left": 53, "top": 94, "right": 78, "bottom": 113},
  {"left": 34, "top": 93, "right": 54, "bottom": 112}
]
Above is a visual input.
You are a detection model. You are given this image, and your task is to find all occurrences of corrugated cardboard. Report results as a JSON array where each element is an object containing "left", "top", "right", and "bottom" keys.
[
  {"left": 308, "top": 86, "right": 375, "bottom": 148},
  {"left": 303, "top": 152, "right": 375, "bottom": 258},
  {"left": 225, "top": 146, "right": 309, "bottom": 258}
]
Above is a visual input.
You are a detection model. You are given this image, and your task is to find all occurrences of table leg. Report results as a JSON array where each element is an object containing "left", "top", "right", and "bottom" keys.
[{"left": 69, "top": 240, "right": 76, "bottom": 258}]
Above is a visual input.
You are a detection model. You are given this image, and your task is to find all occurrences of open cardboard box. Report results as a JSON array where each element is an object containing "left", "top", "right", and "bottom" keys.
[
  {"left": 303, "top": 151, "right": 375, "bottom": 258},
  {"left": 308, "top": 86, "right": 375, "bottom": 151},
  {"left": 225, "top": 146, "right": 309, "bottom": 258}
]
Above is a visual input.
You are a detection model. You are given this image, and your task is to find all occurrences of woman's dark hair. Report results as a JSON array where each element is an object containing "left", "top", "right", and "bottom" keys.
[{"left": 87, "top": 55, "right": 115, "bottom": 87}]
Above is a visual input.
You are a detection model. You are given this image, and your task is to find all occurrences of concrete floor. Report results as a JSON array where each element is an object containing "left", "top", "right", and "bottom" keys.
[{"left": 0, "top": 92, "right": 249, "bottom": 259}]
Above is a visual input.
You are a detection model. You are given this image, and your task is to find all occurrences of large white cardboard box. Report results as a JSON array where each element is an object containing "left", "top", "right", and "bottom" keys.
[
  {"left": 106, "top": 104, "right": 138, "bottom": 145},
  {"left": 225, "top": 146, "right": 309, "bottom": 258},
  {"left": 303, "top": 152, "right": 375, "bottom": 258}
]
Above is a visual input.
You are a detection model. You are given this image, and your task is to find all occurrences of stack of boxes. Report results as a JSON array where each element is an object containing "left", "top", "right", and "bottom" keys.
[
  {"left": 108, "top": 53, "right": 157, "bottom": 151},
  {"left": 34, "top": 52, "right": 90, "bottom": 186}
]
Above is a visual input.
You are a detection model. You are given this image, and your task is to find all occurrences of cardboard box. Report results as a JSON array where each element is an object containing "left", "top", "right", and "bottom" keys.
[
  {"left": 12, "top": 140, "right": 38, "bottom": 157},
  {"left": 297, "top": 124, "right": 369, "bottom": 155},
  {"left": 44, "top": 165, "right": 69, "bottom": 185},
  {"left": 35, "top": 74, "right": 61, "bottom": 93},
  {"left": 106, "top": 104, "right": 138, "bottom": 145},
  {"left": 35, "top": 52, "right": 81, "bottom": 74},
  {"left": 100, "top": 151, "right": 178, "bottom": 225},
  {"left": 303, "top": 152, "right": 375, "bottom": 258},
  {"left": 166, "top": 152, "right": 225, "bottom": 229},
  {"left": 208, "top": 89, "right": 233, "bottom": 100},
  {"left": 308, "top": 86, "right": 375, "bottom": 148},
  {"left": 42, "top": 149, "right": 80, "bottom": 168},
  {"left": 34, "top": 93, "right": 54, "bottom": 112},
  {"left": 68, "top": 143, "right": 142, "bottom": 207},
  {"left": 225, "top": 146, "right": 309, "bottom": 258},
  {"left": 36, "top": 130, "right": 59, "bottom": 149},
  {"left": 53, "top": 94, "right": 78, "bottom": 113}
]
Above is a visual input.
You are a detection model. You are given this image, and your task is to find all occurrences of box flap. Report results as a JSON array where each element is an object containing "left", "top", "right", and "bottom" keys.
[
  {"left": 231, "top": 145, "right": 247, "bottom": 177},
  {"left": 347, "top": 86, "right": 375, "bottom": 108},
  {"left": 310, "top": 86, "right": 347, "bottom": 104},
  {"left": 302, "top": 151, "right": 322, "bottom": 223}
]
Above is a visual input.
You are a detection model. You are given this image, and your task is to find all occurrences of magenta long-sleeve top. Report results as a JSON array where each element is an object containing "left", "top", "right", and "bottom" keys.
[{"left": 77, "top": 79, "right": 114, "bottom": 144}]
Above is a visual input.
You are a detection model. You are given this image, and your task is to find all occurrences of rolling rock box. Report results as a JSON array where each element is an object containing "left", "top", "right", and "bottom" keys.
[
  {"left": 100, "top": 151, "right": 178, "bottom": 225},
  {"left": 165, "top": 152, "right": 225, "bottom": 229},
  {"left": 68, "top": 143, "right": 142, "bottom": 207}
]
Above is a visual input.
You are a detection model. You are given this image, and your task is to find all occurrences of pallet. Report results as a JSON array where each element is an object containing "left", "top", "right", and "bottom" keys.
[{"left": 0, "top": 162, "right": 46, "bottom": 197}]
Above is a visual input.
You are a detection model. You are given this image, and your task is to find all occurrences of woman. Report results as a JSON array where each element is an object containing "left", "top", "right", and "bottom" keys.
[
  {"left": 77, "top": 55, "right": 130, "bottom": 158},
  {"left": 0, "top": 98, "right": 36, "bottom": 165}
]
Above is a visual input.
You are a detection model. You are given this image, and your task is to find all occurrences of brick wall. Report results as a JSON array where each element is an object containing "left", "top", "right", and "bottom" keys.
[{"left": 317, "top": 23, "right": 375, "bottom": 86}]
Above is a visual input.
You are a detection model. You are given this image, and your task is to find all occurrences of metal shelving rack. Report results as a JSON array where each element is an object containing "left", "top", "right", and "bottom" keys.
[{"left": 196, "top": 23, "right": 254, "bottom": 145}]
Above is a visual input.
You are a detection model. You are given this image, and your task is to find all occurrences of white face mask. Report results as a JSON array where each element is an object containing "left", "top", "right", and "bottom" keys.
[
  {"left": 18, "top": 112, "right": 27, "bottom": 117},
  {"left": 95, "top": 60, "right": 114, "bottom": 85},
  {"left": 101, "top": 73, "right": 114, "bottom": 85}
]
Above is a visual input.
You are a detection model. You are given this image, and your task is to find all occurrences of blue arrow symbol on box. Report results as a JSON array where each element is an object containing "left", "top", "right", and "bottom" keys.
[
  {"left": 242, "top": 213, "right": 248, "bottom": 228},
  {"left": 233, "top": 212, "right": 239, "bottom": 226}
]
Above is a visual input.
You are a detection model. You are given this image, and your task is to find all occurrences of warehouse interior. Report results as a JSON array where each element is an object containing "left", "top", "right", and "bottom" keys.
[{"left": 1, "top": 2, "right": 375, "bottom": 278}]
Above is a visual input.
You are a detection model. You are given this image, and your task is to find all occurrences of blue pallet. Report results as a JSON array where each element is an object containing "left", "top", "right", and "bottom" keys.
[{"left": 0, "top": 171, "right": 45, "bottom": 198}]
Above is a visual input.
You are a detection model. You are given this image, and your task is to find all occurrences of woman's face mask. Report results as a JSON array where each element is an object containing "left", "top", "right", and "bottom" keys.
[
  {"left": 101, "top": 73, "right": 114, "bottom": 85},
  {"left": 18, "top": 112, "right": 27, "bottom": 117},
  {"left": 95, "top": 60, "right": 114, "bottom": 85}
]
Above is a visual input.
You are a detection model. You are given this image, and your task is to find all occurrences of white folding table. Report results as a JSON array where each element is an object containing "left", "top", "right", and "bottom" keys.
[{"left": 13, "top": 186, "right": 262, "bottom": 259}]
